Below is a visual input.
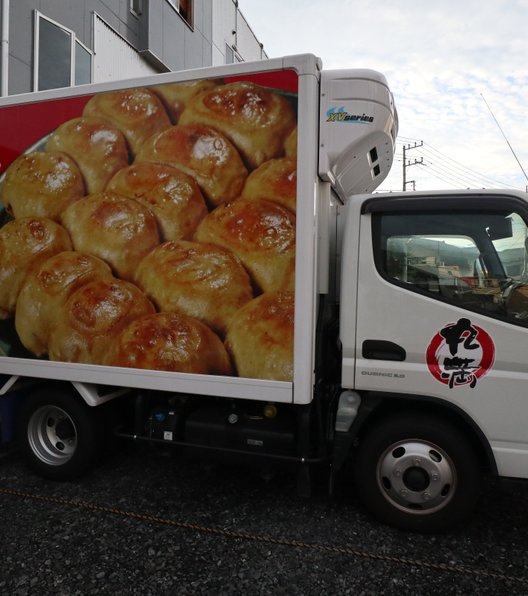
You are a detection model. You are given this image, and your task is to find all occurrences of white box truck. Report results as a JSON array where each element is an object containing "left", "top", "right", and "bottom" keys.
[{"left": 1, "top": 54, "right": 527, "bottom": 532}]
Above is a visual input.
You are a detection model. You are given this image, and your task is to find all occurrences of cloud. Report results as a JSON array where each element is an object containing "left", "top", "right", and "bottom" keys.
[{"left": 240, "top": 0, "right": 528, "bottom": 191}]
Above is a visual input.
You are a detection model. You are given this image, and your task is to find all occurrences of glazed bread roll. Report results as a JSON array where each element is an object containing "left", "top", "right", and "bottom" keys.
[
  {"left": 105, "top": 312, "right": 233, "bottom": 375},
  {"left": 195, "top": 198, "right": 296, "bottom": 293},
  {"left": 179, "top": 82, "right": 296, "bottom": 169},
  {"left": 0, "top": 151, "right": 85, "bottom": 220},
  {"left": 83, "top": 88, "right": 171, "bottom": 156},
  {"left": 135, "top": 240, "right": 253, "bottom": 336},
  {"left": 225, "top": 291, "right": 294, "bottom": 381},
  {"left": 106, "top": 162, "right": 207, "bottom": 241},
  {"left": 151, "top": 79, "right": 220, "bottom": 123},
  {"left": 46, "top": 117, "right": 129, "bottom": 193},
  {"left": 136, "top": 124, "right": 247, "bottom": 207},
  {"left": 284, "top": 126, "right": 297, "bottom": 160},
  {"left": 0, "top": 217, "right": 72, "bottom": 319},
  {"left": 16, "top": 251, "right": 113, "bottom": 356},
  {"left": 61, "top": 192, "right": 160, "bottom": 281},
  {"left": 241, "top": 158, "right": 297, "bottom": 213},
  {"left": 48, "top": 278, "right": 155, "bottom": 364}
]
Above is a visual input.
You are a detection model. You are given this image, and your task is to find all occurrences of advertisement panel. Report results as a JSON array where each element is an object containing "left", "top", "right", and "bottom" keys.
[{"left": 0, "top": 70, "right": 298, "bottom": 383}]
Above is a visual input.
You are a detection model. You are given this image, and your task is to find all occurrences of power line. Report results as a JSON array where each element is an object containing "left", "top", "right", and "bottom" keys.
[
  {"left": 419, "top": 148, "right": 501, "bottom": 186},
  {"left": 420, "top": 143, "right": 521, "bottom": 188},
  {"left": 396, "top": 136, "right": 524, "bottom": 191},
  {"left": 417, "top": 152, "right": 502, "bottom": 188}
]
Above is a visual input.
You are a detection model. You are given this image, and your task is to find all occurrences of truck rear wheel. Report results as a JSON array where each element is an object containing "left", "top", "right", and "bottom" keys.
[
  {"left": 18, "top": 386, "right": 103, "bottom": 480},
  {"left": 353, "top": 412, "right": 483, "bottom": 532}
]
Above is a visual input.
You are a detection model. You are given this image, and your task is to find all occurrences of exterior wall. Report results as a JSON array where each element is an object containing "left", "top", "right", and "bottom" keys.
[
  {"left": 235, "top": 9, "right": 267, "bottom": 62},
  {"left": 212, "top": 0, "right": 267, "bottom": 66},
  {"left": 1, "top": 0, "right": 267, "bottom": 97},
  {"left": 212, "top": 0, "right": 235, "bottom": 65},
  {"left": 93, "top": 13, "right": 158, "bottom": 83},
  {"left": 138, "top": 0, "right": 213, "bottom": 72},
  {"left": 7, "top": 0, "right": 149, "bottom": 96}
]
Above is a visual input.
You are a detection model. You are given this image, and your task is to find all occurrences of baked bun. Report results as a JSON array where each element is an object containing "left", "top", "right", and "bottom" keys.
[
  {"left": 0, "top": 151, "right": 85, "bottom": 220},
  {"left": 135, "top": 240, "right": 253, "bottom": 336},
  {"left": 284, "top": 126, "right": 297, "bottom": 160},
  {"left": 46, "top": 117, "right": 129, "bottom": 193},
  {"left": 195, "top": 198, "right": 295, "bottom": 293},
  {"left": 151, "top": 79, "right": 220, "bottom": 123},
  {"left": 61, "top": 192, "right": 160, "bottom": 281},
  {"left": 15, "top": 251, "right": 113, "bottom": 356},
  {"left": 136, "top": 124, "right": 247, "bottom": 207},
  {"left": 48, "top": 278, "right": 155, "bottom": 364},
  {"left": 83, "top": 88, "right": 171, "bottom": 156},
  {"left": 179, "top": 82, "right": 296, "bottom": 169},
  {"left": 225, "top": 291, "right": 294, "bottom": 381},
  {"left": 106, "top": 162, "right": 207, "bottom": 241},
  {"left": 105, "top": 312, "right": 233, "bottom": 375},
  {"left": 0, "top": 217, "right": 72, "bottom": 319},
  {"left": 241, "top": 158, "right": 296, "bottom": 213}
]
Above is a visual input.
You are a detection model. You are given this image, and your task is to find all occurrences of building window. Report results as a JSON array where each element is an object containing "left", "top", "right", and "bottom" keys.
[
  {"left": 34, "top": 12, "right": 92, "bottom": 91},
  {"left": 75, "top": 41, "right": 92, "bottom": 85},
  {"left": 225, "top": 43, "right": 243, "bottom": 64},
  {"left": 130, "top": 0, "right": 143, "bottom": 17},
  {"left": 166, "top": 0, "right": 193, "bottom": 27}
]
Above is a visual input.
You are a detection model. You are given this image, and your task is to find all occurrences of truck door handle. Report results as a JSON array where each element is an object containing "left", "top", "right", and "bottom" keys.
[{"left": 362, "top": 340, "right": 406, "bottom": 362}]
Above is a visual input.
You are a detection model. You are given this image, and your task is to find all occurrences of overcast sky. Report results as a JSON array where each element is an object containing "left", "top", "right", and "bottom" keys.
[{"left": 240, "top": 0, "right": 528, "bottom": 193}]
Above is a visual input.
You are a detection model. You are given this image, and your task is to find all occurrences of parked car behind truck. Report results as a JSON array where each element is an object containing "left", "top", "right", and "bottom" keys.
[{"left": 1, "top": 54, "right": 527, "bottom": 532}]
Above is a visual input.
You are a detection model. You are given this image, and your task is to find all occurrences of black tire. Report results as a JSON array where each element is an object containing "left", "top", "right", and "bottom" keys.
[
  {"left": 353, "top": 412, "right": 483, "bottom": 533},
  {"left": 17, "top": 386, "right": 104, "bottom": 480}
]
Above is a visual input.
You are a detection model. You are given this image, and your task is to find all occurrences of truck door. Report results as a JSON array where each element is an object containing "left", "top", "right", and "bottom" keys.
[{"left": 352, "top": 193, "right": 528, "bottom": 479}]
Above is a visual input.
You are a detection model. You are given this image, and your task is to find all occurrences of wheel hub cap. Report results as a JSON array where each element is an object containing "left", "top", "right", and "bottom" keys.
[
  {"left": 27, "top": 405, "right": 78, "bottom": 466},
  {"left": 378, "top": 440, "right": 455, "bottom": 513}
]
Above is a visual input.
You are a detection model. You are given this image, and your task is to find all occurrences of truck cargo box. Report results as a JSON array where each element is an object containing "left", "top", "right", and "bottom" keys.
[{"left": 0, "top": 56, "right": 317, "bottom": 406}]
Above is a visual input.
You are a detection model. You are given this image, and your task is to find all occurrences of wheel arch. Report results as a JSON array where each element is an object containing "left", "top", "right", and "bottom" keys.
[
  {"left": 7, "top": 377, "right": 130, "bottom": 407},
  {"left": 354, "top": 392, "right": 498, "bottom": 477}
]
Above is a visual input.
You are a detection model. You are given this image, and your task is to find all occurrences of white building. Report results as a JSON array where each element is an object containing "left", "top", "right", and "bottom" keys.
[{"left": 0, "top": 0, "right": 267, "bottom": 96}]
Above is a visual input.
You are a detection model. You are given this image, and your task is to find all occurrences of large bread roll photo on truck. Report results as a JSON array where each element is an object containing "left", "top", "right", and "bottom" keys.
[{"left": 0, "top": 69, "right": 298, "bottom": 381}]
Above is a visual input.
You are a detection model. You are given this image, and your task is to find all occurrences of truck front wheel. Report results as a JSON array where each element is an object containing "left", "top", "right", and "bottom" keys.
[
  {"left": 18, "top": 387, "right": 103, "bottom": 480},
  {"left": 353, "top": 413, "right": 483, "bottom": 532}
]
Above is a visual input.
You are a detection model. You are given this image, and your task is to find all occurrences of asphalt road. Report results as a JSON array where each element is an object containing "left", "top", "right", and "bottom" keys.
[{"left": 1, "top": 441, "right": 528, "bottom": 595}]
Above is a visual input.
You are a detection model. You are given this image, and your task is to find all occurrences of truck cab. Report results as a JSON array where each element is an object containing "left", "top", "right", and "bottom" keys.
[{"left": 336, "top": 189, "right": 528, "bottom": 531}]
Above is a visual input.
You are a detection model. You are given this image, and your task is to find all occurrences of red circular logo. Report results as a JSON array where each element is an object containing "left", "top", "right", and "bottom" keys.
[{"left": 426, "top": 318, "right": 494, "bottom": 388}]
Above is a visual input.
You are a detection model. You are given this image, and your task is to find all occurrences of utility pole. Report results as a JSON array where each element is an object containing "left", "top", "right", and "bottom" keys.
[{"left": 403, "top": 141, "right": 424, "bottom": 190}]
